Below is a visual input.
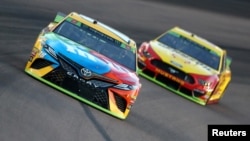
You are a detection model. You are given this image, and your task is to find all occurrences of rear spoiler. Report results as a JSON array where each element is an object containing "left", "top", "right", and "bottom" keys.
[{"left": 54, "top": 12, "right": 66, "bottom": 23}]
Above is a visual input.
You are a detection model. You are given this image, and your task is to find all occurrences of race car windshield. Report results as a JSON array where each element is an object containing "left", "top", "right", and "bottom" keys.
[
  {"left": 158, "top": 32, "right": 220, "bottom": 70},
  {"left": 53, "top": 19, "right": 136, "bottom": 71}
]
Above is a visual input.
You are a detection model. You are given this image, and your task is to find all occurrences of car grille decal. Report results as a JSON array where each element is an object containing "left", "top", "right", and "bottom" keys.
[
  {"left": 114, "top": 92, "right": 127, "bottom": 112},
  {"left": 58, "top": 53, "right": 117, "bottom": 83},
  {"left": 138, "top": 60, "right": 200, "bottom": 98},
  {"left": 151, "top": 59, "right": 194, "bottom": 84},
  {"left": 30, "top": 58, "right": 53, "bottom": 69},
  {"left": 38, "top": 53, "right": 125, "bottom": 111},
  {"left": 43, "top": 68, "right": 111, "bottom": 109},
  {"left": 58, "top": 57, "right": 78, "bottom": 75}
]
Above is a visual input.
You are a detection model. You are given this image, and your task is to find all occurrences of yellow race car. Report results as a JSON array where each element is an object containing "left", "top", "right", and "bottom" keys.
[{"left": 138, "top": 27, "right": 232, "bottom": 105}]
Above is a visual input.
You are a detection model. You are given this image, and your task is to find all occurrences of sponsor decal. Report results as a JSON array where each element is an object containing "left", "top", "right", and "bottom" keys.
[
  {"left": 184, "top": 60, "right": 191, "bottom": 64},
  {"left": 169, "top": 67, "right": 178, "bottom": 74},
  {"left": 155, "top": 68, "right": 185, "bottom": 85},
  {"left": 29, "top": 48, "right": 39, "bottom": 62},
  {"left": 66, "top": 71, "right": 98, "bottom": 88}
]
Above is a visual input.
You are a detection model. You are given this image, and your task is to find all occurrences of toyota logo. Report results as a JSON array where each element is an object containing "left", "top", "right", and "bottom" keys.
[{"left": 81, "top": 68, "right": 92, "bottom": 77}]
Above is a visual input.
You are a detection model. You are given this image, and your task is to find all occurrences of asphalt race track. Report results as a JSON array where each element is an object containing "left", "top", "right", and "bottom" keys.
[{"left": 1, "top": 0, "right": 250, "bottom": 141}]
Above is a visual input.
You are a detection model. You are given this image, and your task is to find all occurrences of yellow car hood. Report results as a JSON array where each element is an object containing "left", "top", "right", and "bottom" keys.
[{"left": 150, "top": 41, "right": 218, "bottom": 75}]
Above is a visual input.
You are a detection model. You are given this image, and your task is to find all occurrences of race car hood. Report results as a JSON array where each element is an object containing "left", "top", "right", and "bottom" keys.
[
  {"left": 43, "top": 33, "right": 138, "bottom": 84},
  {"left": 150, "top": 41, "right": 218, "bottom": 75}
]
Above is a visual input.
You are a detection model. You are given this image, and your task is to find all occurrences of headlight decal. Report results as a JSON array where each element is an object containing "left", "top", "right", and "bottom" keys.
[
  {"left": 198, "top": 79, "right": 212, "bottom": 87},
  {"left": 44, "top": 44, "right": 58, "bottom": 59},
  {"left": 114, "top": 84, "right": 137, "bottom": 90}
]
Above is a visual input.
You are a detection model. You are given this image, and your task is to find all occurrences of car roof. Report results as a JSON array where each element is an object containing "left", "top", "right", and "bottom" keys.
[{"left": 166, "top": 27, "right": 225, "bottom": 56}]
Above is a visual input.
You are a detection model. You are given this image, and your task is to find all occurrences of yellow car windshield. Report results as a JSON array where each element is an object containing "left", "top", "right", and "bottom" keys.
[{"left": 158, "top": 32, "right": 220, "bottom": 70}]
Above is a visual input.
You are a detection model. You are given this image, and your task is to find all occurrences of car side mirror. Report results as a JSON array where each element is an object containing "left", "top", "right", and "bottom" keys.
[{"left": 226, "top": 56, "right": 232, "bottom": 67}]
